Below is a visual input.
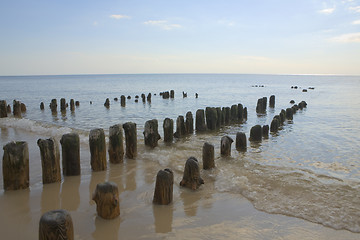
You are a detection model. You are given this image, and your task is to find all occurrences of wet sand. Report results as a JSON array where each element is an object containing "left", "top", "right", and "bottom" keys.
[{"left": 0, "top": 127, "right": 359, "bottom": 239}]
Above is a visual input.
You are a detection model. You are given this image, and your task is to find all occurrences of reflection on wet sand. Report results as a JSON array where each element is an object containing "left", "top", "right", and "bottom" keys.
[
  {"left": 153, "top": 204, "right": 174, "bottom": 233},
  {"left": 60, "top": 176, "right": 80, "bottom": 211},
  {"left": 41, "top": 182, "right": 61, "bottom": 214},
  {"left": 124, "top": 160, "right": 137, "bottom": 191},
  {"left": 180, "top": 188, "right": 202, "bottom": 217},
  {"left": 92, "top": 215, "right": 121, "bottom": 240}
]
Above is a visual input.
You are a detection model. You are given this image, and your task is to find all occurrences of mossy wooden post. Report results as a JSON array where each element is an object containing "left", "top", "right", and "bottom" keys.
[
  {"left": 37, "top": 137, "right": 61, "bottom": 184},
  {"left": 249, "top": 125, "right": 262, "bottom": 142},
  {"left": 185, "top": 111, "right": 194, "bottom": 134},
  {"left": 230, "top": 104, "right": 238, "bottom": 123},
  {"left": 0, "top": 100, "right": 7, "bottom": 118},
  {"left": 237, "top": 103, "right": 243, "bottom": 122},
  {"left": 60, "top": 133, "right": 80, "bottom": 176},
  {"left": 89, "top": 128, "right": 107, "bottom": 171},
  {"left": 120, "top": 95, "right": 126, "bottom": 107},
  {"left": 123, "top": 122, "right": 137, "bottom": 159},
  {"left": 180, "top": 157, "right": 204, "bottom": 190},
  {"left": 202, "top": 142, "right": 215, "bottom": 170},
  {"left": 70, "top": 99, "right": 75, "bottom": 112},
  {"left": 153, "top": 169, "right": 174, "bottom": 205},
  {"left": 221, "top": 136, "right": 233, "bottom": 157},
  {"left": 270, "top": 118, "right": 279, "bottom": 133},
  {"left": 50, "top": 99, "right": 57, "bottom": 113},
  {"left": 195, "top": 109, "right": 206, "bottom": 132},
  {"left": 163, "top": 118, "right": 174, "bottom": 143},
  {"left": 60, "top": 98, "right": 66, "bottom": 112},
  {"left": 205, "top": 107, "right": 218, "bottom": 130},
  {"left": 269, "top": 95, "right": 275, "bottom": 108},
  {"left": 143, "top": 119, "right": 161, "bottom": 148},
  {"left": 39, "top": 209, "right": 74, "bottom": 240},
  {"left": 174, "top": 115, "right": 186, "bottom": 138},
  {"left": 92, "top": 182, "right": 120, "bottom": 219},
  {"left": 13, "top": 100, "right": 21, "bottom": 117},
  {"left": 262, "top": 125, "right": 269, "bottom": 138},
  {"left": 286, "top": 108, "right": 294, "bottom": 120},
  {"left": 108, "top": 124, "right": 124, "bottom": 164},
  {"left": 236, "top": 132, "right": 247, "bottom": 151},
  {"left": 2, "top": 141, "right": 29, "bottom": 190}
]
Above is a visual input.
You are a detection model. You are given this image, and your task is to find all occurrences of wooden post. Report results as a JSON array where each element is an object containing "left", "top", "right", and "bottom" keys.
[
  {"left": 60, "top": 133, "right": 80, "bottom": 176},
  {"left": 50, "top": 99, "right": 57, "bottom": 113},
  {"left": 280, "top": 110, "right": 286, "bottom": 124},
  {"left": 174, "top": 115, "right": 186, "bottom": 138},
  {"left": 185, "top": 111, "right": 194, "bottom": 134},
  {"left": 60, "top": 98, "right": 66, "bottom": 112},
  {"left": 120, "top": 95, "right": 126, "bottom": 107},
  {"left": 243, "top": 107, "right": 248, "bottom": 120},
  {"left": 205, "top": 107, "right": 218, "bottom": 130},
  {"left": 170, "top": 90, "right": 175, "bottom": 98},
  {"left": 270, "top": 118, "right": 279, "bottom": 133},
  {"left": 224, "top": 107, "right": 231, "bottom": 125},
  {"left": 216, "top": 107, "right": 222, "bottom": 128},
  {"left": 202, "top": 142, "right": 215, "bottom": 170},
  {"left": 0, "top": 100, "right": 7, "bottom": 118},
  {"left": 143, "top": 119, "right": 161, "bottom": 148},
  {"left": 180, "top": 157, "right": 204, "bottom": 190},
  {"left": 153, "top": 169, "right": 174, "bottom": 205},
  {"left": 92, "top": 182, "right": 120, "bottom": 219},
  {"left": 286, "top": 108, "right": 293, "bottom": 120},
  {"left": 7, "top": 104, "right": 11, "bottom": 113},
  {"left": 221, "top": 136, "right": 233, "bottom": 156},
  {"left": 147, "top": 93, "right": 151, "bottom": 102},
  {"left": 123, "top": 122, "right": 137, "bottom": 159},
  {"left": 269, "top": 95, "right": 275, "bottom": 108},
  {"left": 237, "top": 104, "right": 243, "bottom": 122},
  {"left": 262, "top": 125, "right": 269, "bottom": 138},
  {"left": 249, "top": 125, "right": 262, "bottom": 142},
  {"left": 195, "top": 109, "right": 207, "bottom": 132},
  {"left": 89, "top": 128, "right": 107, "bottom": 171},
  {"left": 163, "top": 118, "right": 174, "bottom": 143},
  {"left": 13, "top": 100, "right": 22, "bottom": 117},
  {"left": 236, "top": 132, "right": 247, "bottom": 151},
  {"left": 104, "top": 98, "right": 110, "bottom": 108},
  {"left": 108, "top": 124, "right": 124, "bottom": 164},
  {"left": 37, "top": 138, "right": 61, "bottom": 184},
  {"left": 230, "top": 104, "right": 238, "bottom": 123},
  {"left": 20, "top": 103, "right": 26, "bottom": 112},
  {"left": 70, "top": 99, "right": 75, "bottom": 111},
  {"left": 75, "top": 101, "right": 80, "bottom": 107},
  {"left": 2, "top": 141, "right": 29, "bottom": 190},
  {"left": 39, "top": 209, "right": 74, "bottom": 240}
]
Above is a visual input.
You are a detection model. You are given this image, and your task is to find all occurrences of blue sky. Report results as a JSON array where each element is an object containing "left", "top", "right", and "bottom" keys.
[{"left": 0, "top": 0, "right": 359, "bottom": 75}]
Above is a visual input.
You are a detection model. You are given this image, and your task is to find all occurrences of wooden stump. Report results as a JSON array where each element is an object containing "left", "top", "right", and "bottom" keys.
[
  {"left": 0, "top": 100, "right": 7, "bottom": 118},
  {"left": 2, "top": 141, "right": 29, "bottom": 190},
  {"left": 170, "top": 90, "right": 175, "bottom": 98},
  {"left": 37, "top": 138, "right": 61, "bottom": 184},
  {"left": 70, "top": 99, "right": 75, "bottom": 112},
  {"left": 174, "top": 115, "right": 186, "bottom": 138},
  {"left": 92, "top": 182, "right": 120, "bottom": 219},
  {"left": 89, "top": 128, "right": 107, "bottom": 171},
  {"left": 185, "top": 111, "right": 194, "bottom": 134},
  {"left": 108, "top": 124, "right": 124, "bottom": 164},
  {"left": 195, "top": 109, "right": 207, "bottom": 132},
  {"left": 202, "top": 142, "right": 215, "bottom": 170},
  {"left": 243, "top": 107, "right": 248, "bottom": 120},
  {"left": 120, "top": 95, "right": 126, "bottom": 107},
  {"left": 216, "top": 107, "right": 222, "bottom": 128},
  {"left": 153, "top": 169, "right": 174, "bottom": 205},
  {"left": 163, "top": 118, "right": 174, "bottom": 143},
  {"left": 286, "top": 108, "right": 293, "bottom": 120},
  {"left": 13, "top": 100, "right": 22, "bottom": 117},
  {"left": 75, "top": 101, "right": 80, "bottom": 106},
  {"left": 180, "top": 157, "right": 204, "bottom": 190},
  {"left": 60, "top": 133, "right": 80, "bottom": 176},
  {"left": 147, "top": 93, "right": 151, "bottom": 102},
  {"left": 205, "top": 107, "right": 218, "bottom": 130},
  {"left": 143, "top": 119, "right": 161, "bottom": 148},
  {"left": 237, "top": 104, "right": 243, "bottom": 122},
  {"left": 123, "top": 122, "right": 137, "bottom": 159},
  {"left": 7, "top": 104, "right": 11, "bottom": 113},
  {"left": 39, "top": 209, "right": 74, "bottom": 240},
  {"left": 249, "top": 125, "right": 262, "bottom": 142},
  {"left": 224, "top": 107, "right": 231, "bottom": 125},
  {"left": 262, "top": 125, "right": 269, "bottom": 138},
  {"left": 280, "top": 110, "right": 286, "bottom": 124},
  {"left": 221, "top": 136, "right": 234, "bottom": 156},
  {"left": 270, "top": 118, "right": 279, "bottom": 133},
  {"left": 50, "top": 99, "right": 57, "bottom": 112},
  {"left": 236, "top": 132, "right": 247, "bottom": 151},
  {"left": 20, "top": 103, "right": 26, "bottom": 112},
  {"left": 230, "top": 104, "right": 238, "bottom": 123},
  {"left": 256, "top": 98, "right": 266, "bottom": 113},
  {"left": 104, "top": 98, "right": 110, "bottom": 108},
  {"left": 60, "top": 98, "right": 66, "bottom": 112},
  {"left": 269, "top": 95, "right": 275, "bottom": 108}
]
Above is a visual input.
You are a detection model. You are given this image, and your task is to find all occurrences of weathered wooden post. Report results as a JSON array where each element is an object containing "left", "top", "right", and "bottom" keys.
[
  {"left": 236, "top": 132, "right": 247, "bottom": 151},
  {"left": 50, "top": 99, "right": 57, "bottom": 112},
  {"left": 2, "top": 141, "right": 29, "bottom": 190},
  {"left": 221, "top": 136, "right": 233, "bottom": 156},
  {"left": 270, "top": 118, "right": 279, "bottom": 133},
  {"left": 205, "top": 107, "right": 218, "bottom": 130},
  {"left": 195, "top": 109, "right": 207, "bottom": 132},
  {"left": 13, "top": 100, "right": 22, "bottom": 117},
  {"left": 163, "top": 118, "right": 174, "bottom": 143},
  {"left": 221, "top": 107, "right": 226, "bottom": 125},
  {"left": 92, "top": 182, "right": 120, "bottom": 219},
  {"left": 174, "top": 115, "right": 186, "bottom": 138},
  {"left": 89, "top": 128, "right": 107, "bottom": 171},
  {"left": 256, "top": 98, "right": 265, "bottom": 113},
  {"left": 104, "top": 98, "right": 110, "bottom": 108},
  {"left": 230, "top": 104, "right": 238, "bottom": 123},
  {"left": 20, "top": 103, "right": 26, "bottom": 112},
  {"left": 170, "top": 90, "right": 175, "bottom": 98},
  {"left": 262, "top": 97, "right": 267, "bottom": 110},
  {"left": 143, "top": 119, "right": 161, "bottom": 148},
  {"left": 202, "top": 142, "right": 215, "bottom": 169},
  {"left": 70, "top": 99, "right": 75, "bottom": 111},
  {"left": 249, "top": 125, "right": 262, "bottom": 141},
  {"left": 120, "top": 95, "right": 126, "bottom": 107},
  {"left": 60, "top": 133, "right": 80, "bottom": 176},
  {"left": 60, "top": 98, "right": 66, "bottom": 112},
  {"left": 123, "top": 122, "right": 137, "bottom": 159},
  {"left": 280, "top": 110, "right": 286, "bottom": 124},
  {"left": 185, "top": 111, "right": 194, "bottom": 134},
  {"left": 269, "top": 95, "right": 275, "bottom": 108},
  {"left": 286, "top": 108, "right": 293, "bottom": 120},
  {"left": 75, "top": 101, "right": 80, "bottom": 107},
  {"left": 262, "top": 125, "right": 269, "bottom": 138},
  {"left": 108, "top": 124, "right": 124, "bottom": 164},
  {"left": 298, "top": 100, "right": 307, "bottom": 109},
  {"left": 37, "top": 138, "right": 61, "bottom": 184},
  {"left": 142, "top": 94, "right": 146, "bottom": 103},
  {"left": 39, "top": 209, "right": 74, "bottom": 240},
  {"left": 237, "top": 104, "right": 243, "bottom": 122},
  {"left": 7, "top": 104, "right": 11, "bottom": 113},
  {"left": 180, "top": 157, "right": 204, "bottom": 190},
  {"left": 147, "top": 93, "right": 152, "bottom": 102},
  {"left": 40, "top": 102, "right": 45, "bottom": 110},
  {"left": 224, "top": 107, "right": 231, "bottom": 124},
  {"left": 216, "top": 107, "right": 222, "bottom": 128},
  {"left": 243, "top": 107, "right": 248, "bottom": 120},
  {"left": 0, "top": 100, "right": 7, "bottom": 118},
  {"left": 153, "top": 169, "right": 174, "bottom": 205}
]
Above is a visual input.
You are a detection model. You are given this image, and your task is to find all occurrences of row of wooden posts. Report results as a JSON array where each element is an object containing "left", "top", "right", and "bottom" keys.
[{"left": 0, "top": 100, "right": 26, "bottom": 118}]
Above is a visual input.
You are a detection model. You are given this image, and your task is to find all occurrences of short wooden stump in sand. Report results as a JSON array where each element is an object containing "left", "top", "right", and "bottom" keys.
[
  {"left": 39, "top": 209, "right": 74, "bottom": 240},
  {"left": 92, "top": 181, "right": 120, "bottom": 219},
  {"left": 180, "top": 157, "right": 204, "bottom": 190},
  {"left": 153, "top": 169, "right": 174, "bottom": 205}
]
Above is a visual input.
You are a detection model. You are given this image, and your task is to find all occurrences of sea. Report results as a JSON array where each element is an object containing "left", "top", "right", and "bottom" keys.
[{"left": 0, "top": 74, "right": 360, "bottom": 238}]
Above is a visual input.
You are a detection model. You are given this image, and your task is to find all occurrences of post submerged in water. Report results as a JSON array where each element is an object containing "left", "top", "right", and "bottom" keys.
[
  {"left": 143, "top": 119, "right": 161, "bottom": 148},
  {"left": 37, "top": 137, "right": 61, "bottom": 184},
  {"left": 269, "top": 95, "right": 275, "bottom": 108},
  {"left": 92, "top": 182, "right": 120, "bottom": 219},
  {"left": 108, "top": 124, "right": 124, "bottom": 164},
  {"left": 123, "top": 122, "right": 137, "bottom": 159},
  {"left": 202, "top": 142, "right": 215, "bottom": 170},
  {"left": 174, "top": 115, "right": 186, "bottom": 138},
  {"left": 153, "top": 169, "right": 174, "bottom": 205},
  {"left": 236, "top": 132, "right": 247, "bottom": 151},
  {"left": 221, "top": 136, "right": 233, "bottom": 156},
  {"left": 89, "top": 128, "right": 107, "bottom": 171},
  {"left": 60, "top": 133, "right": 80, "bottom": 176},
  {"left": 195, "top": 109, "right": 207, "bottom": 132},
  {"left": 0, "top": 100, "right": 7, "bottom": 118},
  {"left": 205, "top": 107, "right": 218, "bottom": 130},
  {"left": 249, "top": 125, "right": 262, "bottom": 142},
  {"left": 39, "top": 209, "right": 74, "bottom": 240},
  {"left": 180, "top": 157, "right": 204, "bottom": 190},
  {"left": 13, "top": 100, "right": 22, "bottom": 117},
  {"left": 163, "top": 118, "right": 174, "bottom": 143}
]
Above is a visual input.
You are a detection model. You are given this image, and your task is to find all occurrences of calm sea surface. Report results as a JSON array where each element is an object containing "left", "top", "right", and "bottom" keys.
[{"left": 1, "top": 74, "right": 360, "bottom": 233}]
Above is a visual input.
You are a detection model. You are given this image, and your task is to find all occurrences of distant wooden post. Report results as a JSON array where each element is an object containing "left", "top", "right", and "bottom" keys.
[
  {"left": 60, "top": 98, "right": 66, "bottom": 112},
  {"left": 269, "top": 95, "right": 275, "bottom": 108},
  {"left": 0, "top": 100, "right": 7, "bottom": 118},
  {"left": 236, "top": 132, "right": 247, "bottom": 151},
  {"left": 185, "top": 111, "right": 194, "bottom": 134},
  {"left": 70, "top": 99, "right": 75, "bottom": 111},
  {"left": 153, "top": 169, "right": 174, "bottom": 205},
  {"left": 92, "top": 182, "right": 120, "bottom": 219},
  {"left": 120, "top": 95, "right": 126, "bottom": 107},
  {"left": 20, "top": 103, "right": 26, "bottom": 112},
  {"left": 104, "top": 98, "right": 110, "bottom": 108},
  {"left": 89, "top": 128, "right": 107, "bottom": 171},
  {"left": 203, "top": 142, "right": 215, "bottom": 170},
  {"left": 286, "top": 108, "right": 293, "bottom": 120},
  {"left": 170, "top": 90, "right": 175, "bottom": 98},
  {"left": 50, "top": 99, "right": 57, "bottom": 113},
  {"left": 174, "top": 115, "right": 186, "bottom": 138},
  {"left": 13, "top": 100, "right": 21, "bottom": 117},
  {"left": 7, "top": 104, "right": 11, "bottom": 113},
  {"left": 163, "top": 118, "right": 174, "bottom": 143},
  {"left": 60, "top": 133, "right": 80, "bottom": 176},
  {"left": 108, "top": 124, "right": 124, "bottom": 164},
  {"left": 180, "top": 157, "right": 204, "bottom": 190},
  {"left": 195, "top": 109, "right": 207, "bottom": 132},
  {"left": 221, "top": 136, "right": 233, "bottom": 156},
  {"left": 37, "top": 137, "right": 61, "bottom": 184},
  {"left": 249, "top": 125, "right": 262, "bottom": 141},
  {"left": 143, "top": 119, "right": 161, "bottom": 148},
  {"left": 123, "top": 122, "right": 137, "bottom": 159},
  {"left": 2, "top": 141, "right": 29, "bottom": 190},
  {"left": 270, "top": 118, "right": 280, "bottom": 133},
  {"left": 39, "top": 209, "right": 74, "bottom": 240},
  {"left": 262, "top": 125, "right": 269, "bottom": 138}
]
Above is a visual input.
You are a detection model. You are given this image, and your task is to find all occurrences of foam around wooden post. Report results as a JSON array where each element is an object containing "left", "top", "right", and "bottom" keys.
[
  {"left": 39, "top": 209, "right": 74, "bottom": 240},
  {"left": 92, "top": 182, "right": 120, "bottom": 219},
  {"left": 153, "top": 169, "right": 174, "bottom": 205}
]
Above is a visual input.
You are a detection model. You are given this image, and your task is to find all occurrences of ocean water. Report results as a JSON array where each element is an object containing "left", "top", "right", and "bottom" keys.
[{"left": 1, "top": 74, "right": 360, "bottom": 235}]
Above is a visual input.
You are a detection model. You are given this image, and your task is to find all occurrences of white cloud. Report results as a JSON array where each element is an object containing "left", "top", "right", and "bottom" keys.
[
  {"left": 349, "top": 6, "right": 360, "bottom": 12},
  {"left": 352, "top": 20, "right": 360, "bottom": 25},
  {"left": 144, "top": 20, "right": 182, "bottom": 30},
  {"left": 109, "top": 14, "right": 130, "bottom": 19},
  {"left": 331, "top": 32, "right": 360, "bottom": 42},
  {"left": 318, "top": 7, "right": 335, "bottom": 14}
]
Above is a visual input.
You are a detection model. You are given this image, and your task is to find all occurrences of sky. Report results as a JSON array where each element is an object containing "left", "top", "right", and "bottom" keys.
[{"left": 0, "top": 0, "right": 359, "bottom": 75}]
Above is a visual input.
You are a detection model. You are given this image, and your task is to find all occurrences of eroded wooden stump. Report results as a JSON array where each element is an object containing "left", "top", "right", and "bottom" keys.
[
  {"left": 60, "top": 133, "right": 80, "bottom": 176},
  {"left": 269, "top": 95, "right": 275, "bottom": 108},
  {"left": 50, "top": 99, "right": 57, "bottom": 112},
  {"left": 2, "top": 141, "right": 29, "bottom": 190},
  {"left": 108, "top": 124, "right": 124, "bottom": 164},
  {"left": 123, "top": 122, "right": 137, "bottom": 159},
  {"left": 270, "top": 118, "right": 279, "bottom": 133},
  {"left": 249, "top": 125, "right": 262, "bottom": 142},
  {"left": 37, "top": 138, "right": 61, "bottom": 184},
  {"left": 70, "top": 99, "right": 75, "bottom": 111},
  {"left": 170, "top": 90, "right": 175, "bottom": 98},
  {"left": 203, "top": 142, "right": 215, "bottom": 170},
  {"left": 60, "top": 98, "right": 66, "bottom": 112},
  {"left": 286, "top": 108, "right": 293, "bottom": 120},
  {"left": 205, "top": 107, "right": 218, "bottom": 130},
  {"left": 163, "top": 118, "right": 174, "bottom": 143},
  {"left": 262, "top": 125, "right": 269, "bottom": 138},
  {"left": 230, "top": 104, "right": 238, "bottom": 123},
  {"left": 143, "top": 119, "right": 161, "bottom": 148},
  {"left": 13, "top": 100, "right": 22, "bottom": 117},
  {"left": 221, "top": 136, "right": 233, "bottom": 157},
  {"left": 120, "top": 95, "right": 126, "bottom": 107},
  {"left": 20, "top": 103, "right": 26, "bottom": 112},
  {"left": 39, "top": 209, "right": 74, "bottom": 240},
  {"left": 236, "top": 132, "right": 247, "bottom": 151},
  {"left": 180, "top": 157, "right": 204, "bottom": 190},
  {"left": 243, "top": 107, "right": 248, "bottom": 120},
  {"left": 174, "top": 115, "right": 186, "bottom": 138},
  {"left": 89, "top": 128, "right": 107, "bottom": 171},
  {"left": 153, "top": 169, "right": 174, "bottom": 205},
  {"left": 223, "top": 107, "right": 231, "bottom": 125},
  {"left": 104, "top": 98, "right": 110, "bottom": 108},
  {"left": 195, "top": 109, "right": 207, "bottom": 132},
  {"left": 92, "top": 182, "right": 120, "bottom": 219},
  {"left": 216, "top": 107, "right": 222, "bottom": 128},
  {"left": 237, "top": 103, "right": 243, "bottom": 122},
  {"left": 0, "top": 100, "right": 7, "bottom": 118},
  {"left": 185, "top": 111, "right": 194, "bottom": 134}
]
